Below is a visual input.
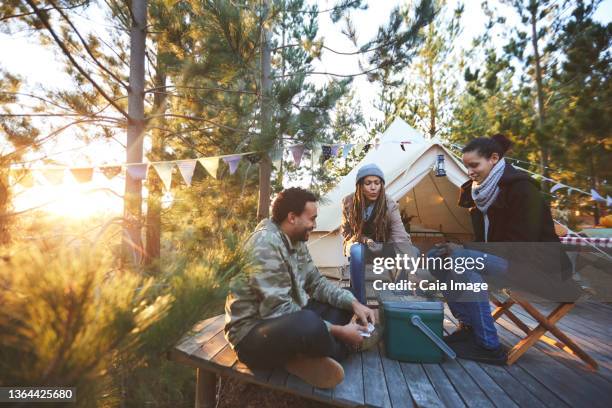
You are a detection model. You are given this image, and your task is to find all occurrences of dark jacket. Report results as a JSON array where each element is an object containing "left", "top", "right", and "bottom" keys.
[
  {"left": 458, "top": 164, "right": 559, "bottom": 243},
  {"left": 458, "top": 164, "right": 574, "bottom": 286}
]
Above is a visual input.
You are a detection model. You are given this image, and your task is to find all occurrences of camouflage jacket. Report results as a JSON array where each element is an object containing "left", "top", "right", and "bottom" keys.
[{"left": 224, "top": 218, "right": 356, "bottom": 348}]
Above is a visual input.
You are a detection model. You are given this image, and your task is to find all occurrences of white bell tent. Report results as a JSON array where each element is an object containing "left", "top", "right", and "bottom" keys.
[{"left": 308, "top": 118, "right": 474, "bottom": 270}]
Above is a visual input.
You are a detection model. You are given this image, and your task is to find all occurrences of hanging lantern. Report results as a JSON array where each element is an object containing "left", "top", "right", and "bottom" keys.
[{"left": 434, "top": 154, "right": 446, "bottom": 177}]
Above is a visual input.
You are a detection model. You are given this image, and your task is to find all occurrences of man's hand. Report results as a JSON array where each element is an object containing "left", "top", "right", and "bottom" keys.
[
  {"left": 351, "top": 299, "right": 376, "bottom": 328},
  {"left": 330, "top": 323, "right": 365, "bottom": 348}
]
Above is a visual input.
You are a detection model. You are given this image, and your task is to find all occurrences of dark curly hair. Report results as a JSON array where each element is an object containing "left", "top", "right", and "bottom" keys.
[
  {"left": 462, "top": 134, "right": 512, "bottom": 159},
  {"left": 271, "top": 187, "right": 318, "bottom": 223}
]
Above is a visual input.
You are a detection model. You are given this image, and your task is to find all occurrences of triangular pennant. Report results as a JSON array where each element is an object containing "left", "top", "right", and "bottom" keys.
[
  {"left": 330, "top": 144, "right": 340, "bottom": 157},
  {"left": 42, "top": 168, "right": 65, "bottom": 185},
  {"left": 342, "top": 144, "right": 354, "bottom": 158},
  {"left": 198, "top": 157, "right": 219, "bottom": 179},
  {"left": 177, "top": 160, "right": 197, "bottom": 186},
  {"left": 550, "top": 182, "right": 565, "bottom": 193},
  {"left": 70, "top": 167, "right": 94, "bottom": 183},
  {"left": 126, "top": 163, "right": 148, "bottom": 181},
  {"left": 152, "top": 162, "right": 175, "bottom": 191},
  {"left": 11, "top": 169, "right": 35, "bottom": 188},
  {"left": 100, "top": 166, "right": 122, "bottom": 179},
  {"left": 607, "top": 195, "right": 611, "bottom": 207},
  {"left": 353, "top": 144, "right": 365, "bottom": 156},
  {"left": 222, "top": 155, "right": 242, "bottom": 175},
  {"left": 289, "top": 145, "right": 305, "bottom": 167},
  {"left": 567, "top": 188, "right": 574, "bottom": 196},
  {"left": 321, "top": 145, "right": 333, "bottom": 162},
  {"left": 270, "top": 148, "right": 283, "bottom": 171},
  {"left": 591, "top": 189, "right": 605, "bottom": 202}
]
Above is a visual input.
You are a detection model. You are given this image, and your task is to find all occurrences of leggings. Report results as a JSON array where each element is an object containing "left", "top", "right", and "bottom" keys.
[{"left": 234, "top": 299, "right": 353, "bottom": 369}]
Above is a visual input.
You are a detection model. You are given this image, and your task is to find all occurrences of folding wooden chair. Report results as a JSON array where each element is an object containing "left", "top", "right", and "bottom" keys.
[{"left": 490, "top": 289, "right": 598, "bottom": 370}]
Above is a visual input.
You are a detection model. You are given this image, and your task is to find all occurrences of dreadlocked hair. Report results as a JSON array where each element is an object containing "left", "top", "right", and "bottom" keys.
[{"left": 350, "top": 182, "right": 388, "bottom": 243}]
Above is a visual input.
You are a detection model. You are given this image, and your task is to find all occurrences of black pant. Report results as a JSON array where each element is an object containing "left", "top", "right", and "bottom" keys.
[{"left": 234, "top": 299, "right": 354, "bottom": 369}]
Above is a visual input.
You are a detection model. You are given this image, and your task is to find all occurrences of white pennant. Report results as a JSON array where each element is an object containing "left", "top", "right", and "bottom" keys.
[
  {"left": 153, "top": 162, "right": 175, "bottom": 191},
  {"left": 353, "top": 144, "right": 365, "bottom": 156},
  {"left": 177, "top": 160, "right": 197, "bottom": 185},
  {"left": 198, "top": 157, "right": 219, "bottom": 179},
  {"left": 342, "top": 144, "right": 354, "bottom": 158},
  {"left": 126, "top": 163, "right": 148, "bottom": 181},
  {"left": 591, "top": 189, "right": 605, "bottom": 202},
  {"left": 607, "top": 195, "right": 612, "bottom": 207},
  {"left": 550, "top": 183, "right": 565, "bottom": 193},
  {"left": 289, "top": 145, "right": 305, "bottom": 167}
]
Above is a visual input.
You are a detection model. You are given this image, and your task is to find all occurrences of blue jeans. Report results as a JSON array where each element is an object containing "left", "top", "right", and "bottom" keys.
[{"left": 426, "top": 247, "right": 508, "bottom": 349}]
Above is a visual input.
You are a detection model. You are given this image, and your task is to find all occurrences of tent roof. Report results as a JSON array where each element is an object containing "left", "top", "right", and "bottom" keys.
[{"left": 315, "top": 118, "right": 470, "bottom": 233}]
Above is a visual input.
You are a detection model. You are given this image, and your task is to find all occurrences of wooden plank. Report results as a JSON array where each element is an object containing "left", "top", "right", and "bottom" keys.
[
  {"left": 399, "top": 362, "right": 444, "bottom": 408},
  {"left": 176, "top": 315, "right": 225, "bottom": 356},
  {"left": 456, "top": 359, "right": 518, "bottom": 408},
  {"left": 494, "top": 318, "right": 612, "bottom": 408},
  {"left": 379, "top": 344, "right": 414, "bottom": 408},
  {"left": 440, "top": 358, "right": 495, "bottom": 408},
  {"left": 192, "top": 330, "right": 229, "bottom": 361},
  {"left": 477, "top": 364, "right": 546, "bottom": 408},
  {"left": 195, "top": 368, "right": 216, "bottom": 408},
  {"left": 333, "top": 352, "right": 364, "bottom": 406},
  {"left": 211, "top": 344, "right": 238, "bottom": 368},
  {"left": 444, "top": 309, "right": 570, "bottom": 408},
  {"left": 268, "top": 367, "right": 288, "bottom": 387},
  {"left": 422, "top": 364, "right": 466, "bottom": 408},
  {"left": 362, "top": 346, "right": 391, "bottom": 408},
  {"left": 286, "top": 374, "right": 314, "bottom": 397}
]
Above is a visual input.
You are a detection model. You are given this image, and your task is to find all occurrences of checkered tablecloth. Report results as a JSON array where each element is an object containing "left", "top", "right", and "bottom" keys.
[{"left": 560, "top": 236, "right": 612, "bottom": 248}]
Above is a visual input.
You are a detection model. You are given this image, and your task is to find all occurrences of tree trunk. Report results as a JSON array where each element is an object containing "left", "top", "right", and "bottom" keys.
[
  {"left": 530, "top": 4, "right": 549, "bottom": 191},
  {"left": 145, "top": 46, "right": 167, "bottom": 267},
  {"left": 427, "top": 23, "right": 436, "bottom": 139},
  {"left": 257, "top": 0, "right": 273, "bottom": 221},
  {"left": 123, "top": 0, "right": 147, "bottom": 264},
  {"left": 0, "top": 173, "right": 10, "bottom": 246}
]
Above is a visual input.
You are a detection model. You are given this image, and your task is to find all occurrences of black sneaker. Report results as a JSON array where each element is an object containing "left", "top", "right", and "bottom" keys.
[
  {"left": 450, "top": 338, "right": 508, "bottom": 365},
  {"left": 444, "top": 324, "right": 473, "bottom": 343}
]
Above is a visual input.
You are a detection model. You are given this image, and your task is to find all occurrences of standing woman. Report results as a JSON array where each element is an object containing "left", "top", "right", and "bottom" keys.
[
  {"left": 429, "top": 134, "right": 573, "bottom": 365},
  {"left": 341, "top": 164, "right": 416, "bottom": 302}
]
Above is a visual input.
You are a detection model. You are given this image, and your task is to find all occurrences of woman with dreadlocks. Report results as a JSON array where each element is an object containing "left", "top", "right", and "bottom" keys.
[{"left": 341, "top": 164, "right": 415, "bottom": 303}]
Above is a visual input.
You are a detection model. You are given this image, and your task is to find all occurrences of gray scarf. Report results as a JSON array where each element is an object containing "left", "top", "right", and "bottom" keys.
[{"left": 471, "top": 158, "right": 506, "bottom": 214}]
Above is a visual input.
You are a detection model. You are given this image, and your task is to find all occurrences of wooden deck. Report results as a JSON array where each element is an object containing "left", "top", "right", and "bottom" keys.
[{"left": 169, "top": 300, "right": 612, "bottom": 408}]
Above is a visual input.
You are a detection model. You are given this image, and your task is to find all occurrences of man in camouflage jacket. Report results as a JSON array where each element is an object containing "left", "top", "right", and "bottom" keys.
[{"left": 224, "top": 188, "right": 375, "bottom": 388}]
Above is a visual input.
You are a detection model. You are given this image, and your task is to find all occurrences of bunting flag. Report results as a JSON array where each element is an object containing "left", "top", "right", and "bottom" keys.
[
  {"left": 591, "top": 189, "right": 606, "bottom": 202},
  {"left": 42, "top": 169, "right": 65, "bottom": 185},
  {"left": 12, "top": 169, "right": 35, "bottom": 188},
  {"left": 101, "top": 166, "right": 122, "bottom": 179},
  {"left": 550, "top": 183, "right": 566, "bottom": 193},
  {"left": 289, "top": 145, "right": 305, "bottom": 167},
  {"left": 607, "top": 195, "right": 612, "bottom": 207},
  {"left": 311, "top": 144, "right": 322, "bottom": 166},
  {"left": 70, "top": 167, "right": 94, "bottom": 183},
  {"left": 199, "top": 157, "right": 219, "bottom": 179},
  {"left": 177, "top": 160, "right": 197, "bottom": 186},
  {"left": 222, "top": 155, "right": 242, "bottom": 175},
  {"left": 126, "top": 163, "right": 148, "bottom": 181},
  {"left": 330, "top": 144, "right": 340, "bottom": 157},
  {"left": 153, "top": 162, "right": 175, "bottom": 191},
  {"left": 353, "top": 143, "right": 365, "bottom": 156},
  {"left": 363, "top": 144, "right": 371, "bottom": 153},
  {"left": 342, "top": 144, "right": 354, "bottom": 158},
  {"left": 245, "top": 153, "right": 261, "bottom": 164},
  {"left": 321, "top": 145, "right": 332, "bottom": 162},
  {"left": 270, "top": 147, "right": 283, "bottom": 171}
]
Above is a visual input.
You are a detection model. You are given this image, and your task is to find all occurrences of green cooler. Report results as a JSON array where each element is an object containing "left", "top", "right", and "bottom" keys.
[{"left": 382, "top": 300, "right": 456, "bottom": 363}]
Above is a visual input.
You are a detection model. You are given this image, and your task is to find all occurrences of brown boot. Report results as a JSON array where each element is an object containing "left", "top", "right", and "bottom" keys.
[{"left": 285, "top": 356, "right": 344, "bottom": 389}]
